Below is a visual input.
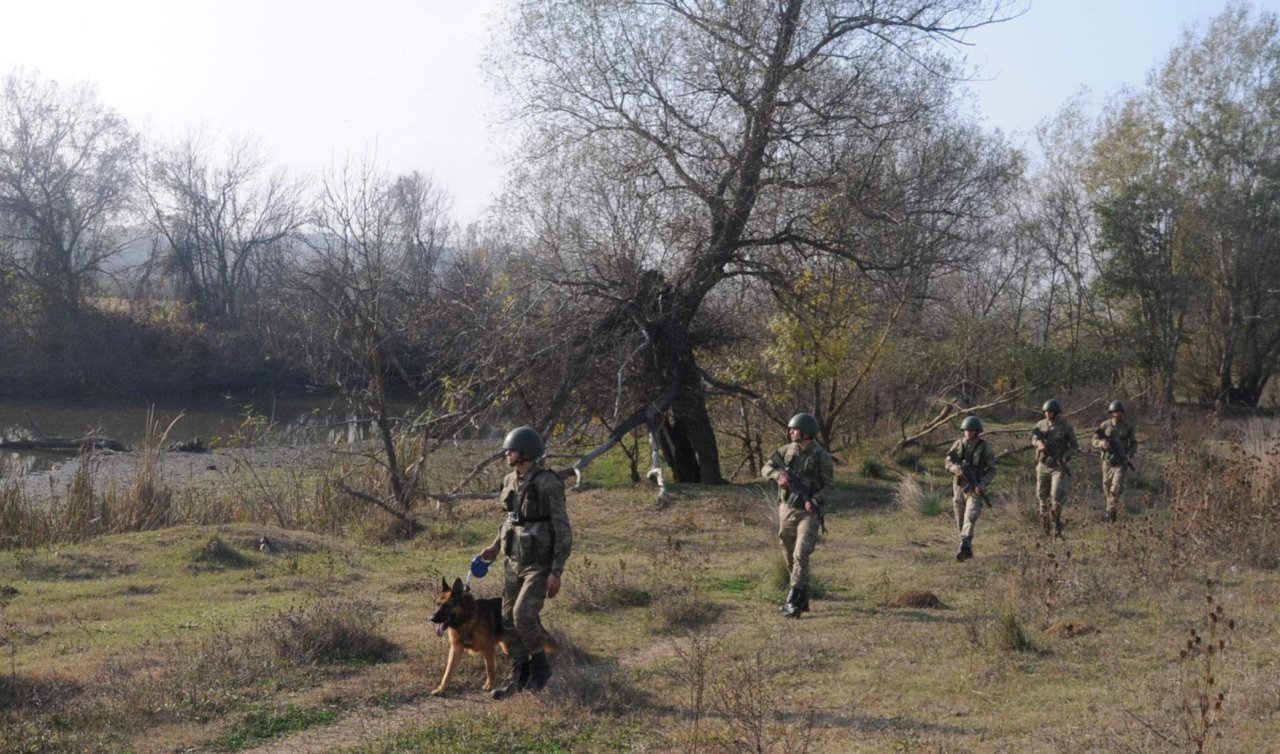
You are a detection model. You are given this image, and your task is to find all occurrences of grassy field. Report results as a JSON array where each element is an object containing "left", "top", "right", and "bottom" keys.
[{"left": 2, "top": 426, "right": 1279, "bottom": 753}]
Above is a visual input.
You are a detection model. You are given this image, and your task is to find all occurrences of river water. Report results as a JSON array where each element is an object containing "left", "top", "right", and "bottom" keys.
[{"left": 0, "top": 391, "right": 379, "bottom": 476}]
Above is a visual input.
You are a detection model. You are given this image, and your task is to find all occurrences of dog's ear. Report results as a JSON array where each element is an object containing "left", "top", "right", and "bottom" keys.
[
  {"left": 441, "top": 577, "right": 450, "bottom": 592},
  {"left": 451, "top": 577, "right": 464, "bottom": 594}
]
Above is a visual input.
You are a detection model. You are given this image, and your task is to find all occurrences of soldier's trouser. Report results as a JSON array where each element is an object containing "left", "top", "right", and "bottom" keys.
[
  {"left": 952, "top": 483, "right": 981, "bottom": 541},
  {"left": 1036, "top": 464, "right": 1070, "bottom": 515},
  {"left": 501, "top": 559, "right": 549, "bottom": 662},
  {"left": 778, "top": 503, "right": 820, "bottom": 590},
  {"left": 1102, "top": 464, "right": 1128, "bottom": 512}
]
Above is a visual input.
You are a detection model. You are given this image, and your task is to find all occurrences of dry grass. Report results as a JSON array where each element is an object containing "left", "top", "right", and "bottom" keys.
[{"left": 1, "top": 417, "right": 1279, "bottom": 752}]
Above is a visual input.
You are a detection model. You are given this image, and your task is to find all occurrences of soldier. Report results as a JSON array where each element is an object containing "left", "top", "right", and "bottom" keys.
[
  {"left": 1031, "top": 399, "right": 1079, "bottom": 537},
  {"left": 762, "top": 412, "right": 834, "bottom": 618},
  {"left": 1091, "top": 400, "right": 1137, "bottom": 523},
  {"left": 945, "top": 416, "right": 996, "bottom": 561},
  {"left": 479, "top": 426, "right": 572, "bottom": 699}
]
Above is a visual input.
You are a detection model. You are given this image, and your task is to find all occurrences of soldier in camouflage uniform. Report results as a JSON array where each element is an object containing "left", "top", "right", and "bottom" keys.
[
  {"left": 762, "top": 412, "right": 834, "bottom": 618},
  {"left": 479, "top": 426, "right": 572, "bottom": 699},
  {"left": 945, "top": 416, "right": 996, "bottom": 561},
  {"left": 1031, "top": 399, "right": 1079, "bottom": 537},
  {"left": 1091, "top": 400, "right": 1137, "bottom": 523}
]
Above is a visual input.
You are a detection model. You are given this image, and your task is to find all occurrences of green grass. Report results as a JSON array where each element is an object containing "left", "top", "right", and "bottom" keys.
[{"left": 212, "top": 703, "right": 339, "bottom": 751}]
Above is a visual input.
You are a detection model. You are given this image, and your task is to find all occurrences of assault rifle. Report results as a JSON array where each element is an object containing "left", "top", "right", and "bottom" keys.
[
  {"left": 1093, "top": 426, "right": 1136, "bottom": 470},
  {"left": 948, "top": 450, "right": 992, "bottom": 509},
  {"left": 1031, "top": 427, "right": 1071, "bottom": 473},
  {"left": 784, "top": 473, "right": 827, "bottom": 534}
]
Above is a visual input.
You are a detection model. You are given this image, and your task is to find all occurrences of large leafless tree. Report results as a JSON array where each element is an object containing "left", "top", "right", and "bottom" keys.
[
  {"left": 494, "top": 0, "right": 1020, "bottom": 482},
  {"left": 139, "top": 133, "right": 306, "bottom": 327},
  {"left": 0, "top": 72, "right": 137, "bottom": 324}
]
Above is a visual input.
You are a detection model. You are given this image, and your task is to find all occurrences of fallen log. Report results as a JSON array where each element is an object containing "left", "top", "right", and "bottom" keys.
[{"left": 0, "top": 435, "right": 127, "bottom": 452}]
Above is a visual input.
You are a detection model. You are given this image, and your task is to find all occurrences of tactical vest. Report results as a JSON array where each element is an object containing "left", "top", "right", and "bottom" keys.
[
  {"left": 1098, "top": 421, "right": 1135, "bottom": 465},
  {"left": 950, "top": 439, "right": 992, "bottom": 474},
  {"left": 782, "top": 445, "right": 826, "bottom": 508},
  {"left": 501, "top": 468, "right": 556, "bottom": 566},
  {"left": 504, "top": 467, "right": 553, "bottom": 524}
]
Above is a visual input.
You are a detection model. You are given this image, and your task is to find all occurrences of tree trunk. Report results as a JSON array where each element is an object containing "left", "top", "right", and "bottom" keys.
[{"left": 653, "top": 329, "right": 724, "bottom": 484}]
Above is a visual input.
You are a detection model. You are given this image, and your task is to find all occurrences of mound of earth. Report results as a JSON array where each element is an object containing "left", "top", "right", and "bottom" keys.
[
  {"left": 887, "top": 590, "right": 949, "bottom": 609},
  {"left": 1043, "top": 620, "right": 1099, "bottom": 638}
]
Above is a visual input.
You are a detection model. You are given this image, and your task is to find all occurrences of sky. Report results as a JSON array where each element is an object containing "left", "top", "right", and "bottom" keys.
[{"left": 1, "top": 0, "right": 1277, "bottom": 226}]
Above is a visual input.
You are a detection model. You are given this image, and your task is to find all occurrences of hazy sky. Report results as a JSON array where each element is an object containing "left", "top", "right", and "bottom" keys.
[{"left": 1, "top": 0, "right": 1276, "bottom": 225}]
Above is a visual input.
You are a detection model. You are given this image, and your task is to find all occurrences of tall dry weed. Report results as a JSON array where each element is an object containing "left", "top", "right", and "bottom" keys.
[
  {"left": 1120, "top": 581, "right": 1239, "bottom": 753},
  {"left": 0, "top": 483, "right": 44, "bottom": 550},
  {"left": 111, "top": 411, "right": 179, "bottom": 533},
  {"left": 63, "top": 449, "right": 98, "bottom": 541},
  {"left": 1166, "top": 430, "right": 1280, "bottom": 569},
  {"left": 666, "top": 631, "right": 827, "bottom": 754}
]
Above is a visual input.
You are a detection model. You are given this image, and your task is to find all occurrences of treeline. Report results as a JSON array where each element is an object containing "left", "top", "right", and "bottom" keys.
[{"left": 1, "top": 2, "right": 1278, "bottom": 480}]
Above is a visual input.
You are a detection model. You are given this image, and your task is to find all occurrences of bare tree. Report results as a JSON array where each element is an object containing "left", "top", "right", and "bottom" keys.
[
  {"left": 0, "top": 71, "right": 137, "bottom": 325},
  {"left": 139, "top": 132, "right": 305, "bottom": 327},
  {"left": 492, "top": 0, "right": 1022, "bottom": 482},
  {"left": 280, "top": 159, "right": 537, "bottom": 529}
]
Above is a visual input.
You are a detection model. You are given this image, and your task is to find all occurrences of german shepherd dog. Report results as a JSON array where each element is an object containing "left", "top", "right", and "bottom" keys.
[
  {"left": 429, "top": 577, "right": 508, "bottom": 696},
  {"left": 428, "top": 576, "right": 559, "bottom": 696}
]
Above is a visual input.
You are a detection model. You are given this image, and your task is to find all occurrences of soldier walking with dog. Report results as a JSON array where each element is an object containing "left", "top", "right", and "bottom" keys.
[
  {"left": 479, "top": 426, "right": 572, "bottom": 700},
  {"left": 945, "top": 416, "right": 996, "bottom": 561},
  {"left": 762, "top": 412, "right": 834, "bottom": 618},
  {"left": 1032, "top": 399, "right": 1079, "bottom": 537},
  {"left": 1092, "top": 400, "right": 1137, "bottom": 523}
]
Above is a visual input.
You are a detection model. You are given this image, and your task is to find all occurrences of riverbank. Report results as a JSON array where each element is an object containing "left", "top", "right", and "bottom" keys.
[{"left": 11, "top": 443, "right": 339, "bottom": 504}]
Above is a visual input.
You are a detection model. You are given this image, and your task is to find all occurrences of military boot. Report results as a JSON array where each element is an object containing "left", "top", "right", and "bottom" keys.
[
  {"left": 956, "top": 538, "right": 973, "bottom": 562},
  {"left": 783, "top": 587, "right": 808, "bottom": 618},
  {"left": 1106, "top": 508, "right": 1117, "bottom": 523},
  {"left": 1039, "top": 511, "right": 1051, "bottom": 537},
  {"left": 780, "top": 586, "right": 800, "bottom": 614},
  {"left": 1052, "top": 510, "right": 1065, "bottom": 538},
  {"left": 527, "top": 652, "right": 553, "bottom": 692},
  {"left": 490, "top": 658, "right": 530, "bottom": 700}
]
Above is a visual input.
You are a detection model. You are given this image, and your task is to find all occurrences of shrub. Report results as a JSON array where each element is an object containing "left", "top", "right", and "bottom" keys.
[
  {"left": 994, "top": 608, "right": 1034, "bottom": 653},
  {"left": 893, "top": 474, "right": 944, "bottom": 516},
  {"left": 265, "top": 598, "right": 399, "bottom": 666},
  {"left": 566, "top": 557, "right": 652, "bottom": 612},
  {"left": 858, "top": 455, "right": 887, "bottom": 479},
  {"left": 188, "top": 535, "right": 257, "bottom": 572}
]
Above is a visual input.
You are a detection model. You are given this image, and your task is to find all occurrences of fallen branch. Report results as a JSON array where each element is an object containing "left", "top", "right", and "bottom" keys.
[
  {"left": 0, "top": 435, "right": 126, "bottom": 452},
  {"left": 335, "top": 480, "right": 425, "bottom": 534},
  {"left": 895, "top": 390, "right": 1024, "bottom": 451}
]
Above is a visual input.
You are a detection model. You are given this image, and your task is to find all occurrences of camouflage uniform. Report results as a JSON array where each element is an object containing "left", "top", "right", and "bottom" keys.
[
  {"left": 489, "top": 463, "right": 572, "bottom": 663},
  {"left": 1032, "top": 417, "right": 1079, "bottom": 533},
  {"left": 1091, "top": 416, "right": 1137, "bottom": 516},
  {"left": 762, "top": 442, "right": 834, "bottom": 592},
  {"left": 944, "top": 436, "right": 996, "bottom": 546}
]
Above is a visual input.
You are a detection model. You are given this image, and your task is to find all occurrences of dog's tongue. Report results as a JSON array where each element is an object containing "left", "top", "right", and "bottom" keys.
[{"left": 435, "top": 622, "right": 446, "bottom": 638}]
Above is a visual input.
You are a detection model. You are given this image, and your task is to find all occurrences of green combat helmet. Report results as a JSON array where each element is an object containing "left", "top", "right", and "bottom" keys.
[
  {"left": 503, "top": 426, "right": 545, "bottom": 460},
  {"left": 1108, "top": 400, "right": 1126, "bottom": 413},
  {"left": 1042, "top": 399, "right": 1062, "bottom": 414},
  {"left": 787, "top": 412, "right": 820, "bottom": 438},
  {"left": 961, "top": 416, "right": 983, "bottom": 432}
]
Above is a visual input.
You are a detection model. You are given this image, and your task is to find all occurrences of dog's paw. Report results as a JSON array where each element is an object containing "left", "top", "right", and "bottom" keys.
[{"left": 430, "top": 686, "right": 447, "bottom": 697}]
